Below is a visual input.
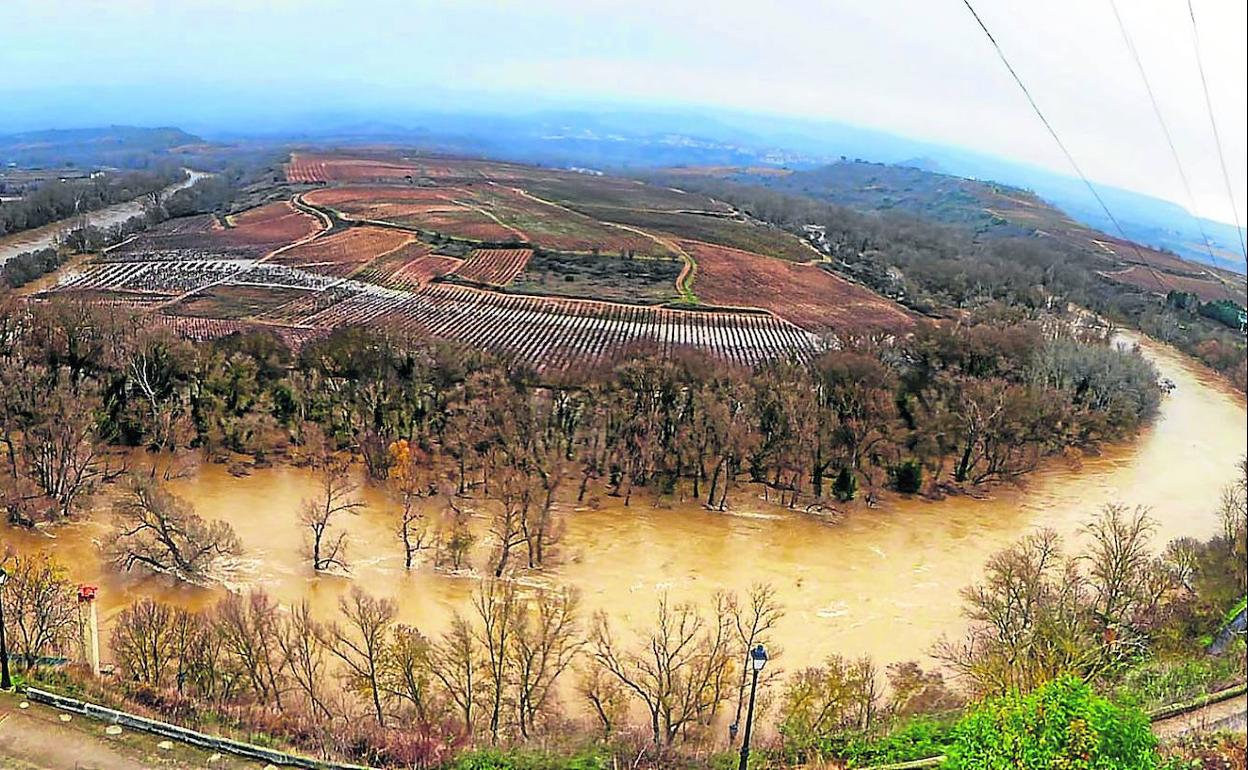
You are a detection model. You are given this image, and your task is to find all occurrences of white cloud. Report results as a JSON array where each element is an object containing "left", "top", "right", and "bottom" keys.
[{"left": 4, "top": 0, "right": 1244, "bottom": 223}]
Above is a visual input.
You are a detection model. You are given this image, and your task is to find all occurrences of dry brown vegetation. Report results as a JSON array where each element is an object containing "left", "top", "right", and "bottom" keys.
[{"left": 683, "top": 239, "right": 914, "bottom": 334}]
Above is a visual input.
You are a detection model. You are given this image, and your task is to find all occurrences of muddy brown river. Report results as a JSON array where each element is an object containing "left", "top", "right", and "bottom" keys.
[
  {"left": 0, "top": 170, "right": 209, "bottom": 265},
  {"left": 2, "top": 335, "right": 1245, "bottom": 673}
]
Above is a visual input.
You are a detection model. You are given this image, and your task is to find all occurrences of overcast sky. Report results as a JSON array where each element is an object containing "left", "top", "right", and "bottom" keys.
[{"left": 4, "top": 0, "right": 1245, "bottom": 225}]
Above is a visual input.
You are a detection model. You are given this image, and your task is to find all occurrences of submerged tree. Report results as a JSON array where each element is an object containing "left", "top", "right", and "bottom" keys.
[
  {"left": 300, "top": 455, "right": 363, "bottom": 572},
  {"left": 110, "top": 473, "right": 241, "bottom": 582}
]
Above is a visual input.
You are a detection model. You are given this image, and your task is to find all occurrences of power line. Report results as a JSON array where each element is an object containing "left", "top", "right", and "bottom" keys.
[
  {"left": 1185, "top": 0, "right": 1247, "bottom": 264},
  {"left": 957, "top": 0, "right": 1166, "bottom": 287},
  {"left": 1107, "top": 0, "right": 1237, "bottom": 302}
]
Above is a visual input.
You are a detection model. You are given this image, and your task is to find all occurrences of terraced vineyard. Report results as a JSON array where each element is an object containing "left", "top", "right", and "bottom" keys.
[
  {"left": 34, "top": 152, "right": 917, "bottom": 369},
  {"left": 378, "top": 285, "right": 818, "bottom": 370},
  {"left": 453, "top": 248, "right": 533, "bottom": 286}
]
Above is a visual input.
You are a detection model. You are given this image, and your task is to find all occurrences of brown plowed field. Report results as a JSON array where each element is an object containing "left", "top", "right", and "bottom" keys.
[
  {"left": 1102, "top": 265, "right": 1236, "bottom": 303},
  {"left": 682, "top": 240, "right": 914, "bottom": 335},
  {"left": 274, "top": 226, "right": 413, "bottom": 278},
  {"left": 221, "top": 201, "right": 322, "bottom": 246},
  {"left": 453, "top": 248, "right": 533, "bottom": 286},
  {"left": 357, "top": 242, "right": 462, "bottom": 290}
]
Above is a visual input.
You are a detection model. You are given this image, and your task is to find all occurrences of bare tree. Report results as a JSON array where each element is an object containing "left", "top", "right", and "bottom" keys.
[
  {"left": 778, "top": 655, "right": 880, "bottom": 747},
  {"left": 300, "top": 456, "right": 363, "bottom": 572},
  {"left": 578, "top": 662, "right": 628, "bottom": 738},
  {"left": 438, "top": 491, "right": 476, "bottom": 572},
  {"left": 729, "top": 584, "right": 785, "bottom": 740},
  {"left": 214, "top": 589, "right": 286, "bottom": 708},
  {"left": 431, "top": 614, "right": 480, "bottom": 735},
  {"left": 591, "top": 592, "right": 736, "bottom": 746},
  {"left": 323, "top": 588, "right": 396, "bottom": 726},
  {"left": 110, "top": 473, "right": 241, "bottom": 582},
  {"left": 510, "top": 588, "right": 582, "bottom": 738},
  {"left": 278, "top": 600, "right": 333, "bottom": 721},
  {"left": 1083, "top": 504, "right": 1169, "bottom": 630},
  {"left": 488, "top": 463, "right": 530, "bottom": 577},
  {"left": 111, "top": 598, "right": 178, "bottom": 688},
  {"left": 935, "top": 530, "right": 1102, "bottom": 696},
  {"left": 475, "top": 580, "right": 519, "bottom": 741},
  {"left": 382, "top": 624, "right": 435, "bottom": 722},
  {"left": 389, "top": 439, "right": 434, "bottom": 570},
  {"left": 19, "top": 384, "right": 108, "bottom": 520}
]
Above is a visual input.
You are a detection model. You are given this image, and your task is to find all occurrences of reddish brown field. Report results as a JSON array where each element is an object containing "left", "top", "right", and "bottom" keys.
[
  {"left": 1101, "top": 265, "right": 1237, "bottom": 303},
  {"left": 153, "top": 314, "right": 328, "bottom": 351},
  {"left": 285, "top": 154, "right": 424, "bottom": 183},
  {"left": 453, "top": 248, "right": 533, "bottom": 286},
  {"left": 303, "top": 186, "right": 458, "bottom": 208},
  {"left": 221, "top": 202, "right": 322, "bottom": 247},
  {"left": 357, "top": 242, "right": 462, "bottom": 290},
  {"left": 303, "top": 186, "right": 521, "bottom": 242},
  {"left": 683, "top": 240, "right": 914, "bottom": 335},
  {"left": 274, "top": 226, "right": 413, "bottom": 278}
]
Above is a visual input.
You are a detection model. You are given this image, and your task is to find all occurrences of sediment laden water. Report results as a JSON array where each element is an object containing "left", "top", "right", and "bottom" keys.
[{"left": 2, "top": 334, "right": 1245, "bottom": 672}]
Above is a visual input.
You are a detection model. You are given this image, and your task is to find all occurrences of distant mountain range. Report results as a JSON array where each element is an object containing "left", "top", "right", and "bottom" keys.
[
  {"left": 3, "top": 113, "right": 1243, "bottom": 273},
  {"left": 0, "top": 126, "right": 205, "bottom": 169}
]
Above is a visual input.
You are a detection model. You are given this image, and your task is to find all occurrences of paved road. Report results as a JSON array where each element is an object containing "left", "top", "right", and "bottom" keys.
[{"left": 0, "top": 693, "right": 262, "bottom": 769}]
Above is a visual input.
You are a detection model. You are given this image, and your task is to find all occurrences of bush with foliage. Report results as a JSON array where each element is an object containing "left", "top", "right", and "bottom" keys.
[
  {"left": 447, "top": 748, "right": 610, "bottom": 770},
  {"left": 890, "top": 459, "right": 924, "bottom": 494},
  {"left": 944, "top": 675, "right": 1159, "bottom": 770},
  {"left": 837, "top": 717, "right": 955, "bottom": 768}
]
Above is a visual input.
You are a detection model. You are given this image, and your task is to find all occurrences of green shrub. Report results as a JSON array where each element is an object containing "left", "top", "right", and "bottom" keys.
[
  {"left": 890, "top": 459, "right": 924, "bottom": 494},
  {"left": 838, "top": 717, "right": 954, "bottom": 767},
  {"left": 448, "top": 748, "right": 609, "bottom": 770},
  {"left": 944, "top": 675, "right": 1159, "bottom": 770},
  {"left": 833, "top": 467, "right": 857, "bottom": 502}
]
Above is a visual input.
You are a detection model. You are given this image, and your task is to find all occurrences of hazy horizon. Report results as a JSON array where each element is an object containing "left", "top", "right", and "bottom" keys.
[{"left": 4, "top": 0, "right": 1245, "bottom": 228}]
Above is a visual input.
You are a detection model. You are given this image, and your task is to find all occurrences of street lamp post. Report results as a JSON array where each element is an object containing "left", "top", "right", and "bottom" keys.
[
  {"left": 738, "top": 644, "right": 768, "bottom": 770},
  {"left": 0, "top": 566, "right": 12, "bottom": 691}
]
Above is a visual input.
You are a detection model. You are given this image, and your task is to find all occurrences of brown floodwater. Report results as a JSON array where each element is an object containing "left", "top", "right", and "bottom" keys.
[{"left": 2, "top": 334, "right": 1245, "bottom": 674}]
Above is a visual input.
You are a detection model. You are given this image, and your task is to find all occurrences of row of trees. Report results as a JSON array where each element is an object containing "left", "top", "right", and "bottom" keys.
[
  {"left": 0, "top": 167, "right": 185, "bottom": 237},
  {"left": 5, "top": 472, "right": 1241, "bottom": 768},
  {"left": 0, "top": 296, "right": 1161, "bottom": 532},
  {"left": 99, "top": 579, "right": 782, "bottom": 761}
]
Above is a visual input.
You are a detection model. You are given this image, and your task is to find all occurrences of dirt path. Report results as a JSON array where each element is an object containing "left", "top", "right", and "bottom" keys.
[
  {"left": 155, "top": 196, "right": 333, "bottom": 311},
  {"left": 0, "top": 694, "right": 261, "bottom": 769},
  {"left": 499, "top": 183, "right": 701, "bottom": 303}
]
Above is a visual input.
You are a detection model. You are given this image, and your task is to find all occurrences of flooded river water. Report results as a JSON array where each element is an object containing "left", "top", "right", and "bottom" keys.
[
  {"left": 0, "top": 170, "right": 209, "bottom": 265},
  {"left": 2, "top": 335, "right": 1245, "bottom": 672}
]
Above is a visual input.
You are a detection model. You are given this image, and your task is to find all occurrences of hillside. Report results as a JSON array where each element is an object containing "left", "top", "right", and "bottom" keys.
[
  {"left": 0, "top": 125, "right": 205, "bottom": 168},
  {"left": 675, "top": 160, "right": 1247, "bottom": 301},
  {"left": 27, "top": 151, "right": 913, "bottom": 374}
]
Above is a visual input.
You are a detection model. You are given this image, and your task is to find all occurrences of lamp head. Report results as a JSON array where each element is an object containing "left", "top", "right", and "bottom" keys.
[{"left": 750, "top": 644, "right": 768, "bottom": 672}]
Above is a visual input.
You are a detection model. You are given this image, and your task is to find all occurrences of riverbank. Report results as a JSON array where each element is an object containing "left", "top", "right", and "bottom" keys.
[
  {"left": 2, "top": 332, "right": 1243, "bottom": 676},
  {"left": 0, "top": 170, "right": 208, "bottom": 265}
]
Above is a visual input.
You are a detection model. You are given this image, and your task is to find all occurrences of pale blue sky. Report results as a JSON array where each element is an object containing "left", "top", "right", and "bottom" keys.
[{"left": 3, "top": 0, "right": 1245, "bottom": 224}]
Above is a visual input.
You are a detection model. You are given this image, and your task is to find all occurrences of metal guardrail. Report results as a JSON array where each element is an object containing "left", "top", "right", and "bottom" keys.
[{"left": 24, "top": 687, "right": 376, "bottom": 770}]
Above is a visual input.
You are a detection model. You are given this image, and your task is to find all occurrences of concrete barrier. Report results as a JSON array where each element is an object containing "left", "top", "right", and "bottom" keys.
[
  {"left": 1147, "top": 682, "right": 1248, "bottom": 722},
  {"left": 25, "top": 687, "right": 376, "bottom": 770}
]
